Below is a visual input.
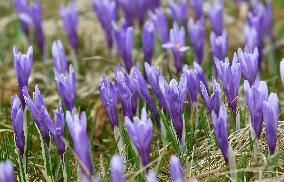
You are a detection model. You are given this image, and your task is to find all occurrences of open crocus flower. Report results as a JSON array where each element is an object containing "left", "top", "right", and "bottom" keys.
[
  {"left": 149, "top": 8, "right": 169, "bottom": 44},
  {"left": 52, "top": 40, "right": 68, "bottom": 75},
  {"left": 125, "top": 108, "right": 153, "bottom": 166},
  {"left": 0, "top": 160, "right": 14, "bottom": 182},
  {"left": 142, "top": 20, "right": 155, "bottom": 64},
  {"left": 210, "top": 31, "right": 228, "bottom": 62},
  {"left": 163, "top": 23, "right": 189, "bottom": 73},
  {"left": 208, "top": 0, "right": 223, "bottom": 36},
  {"left": 110, "top": 154, "right": 126, "bottom": 182},
  {"left": 262, "top": 93, "right": 279, "bottom": 155},
  {"left": 169, "top": 155, "right": 185, "bottom": 182}
]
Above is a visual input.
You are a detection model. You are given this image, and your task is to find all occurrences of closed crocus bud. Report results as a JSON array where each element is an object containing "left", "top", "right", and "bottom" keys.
[
  {"left": 169, "top": 155, "right": 185, "bottom": 182},
  {"left": 99, "top": 76, "right": 118, "bottom": 127},
  {"left": 146, "top": 171, "right": 158, "bottom": 182},
  {"left": 54, "top": 65, "right": 76, "bottom": 111},
  {"left": 52, "top": 40, "right": 68, "bottom": 74},
  {"left": 149, "top": 8, "right": 169, "bottom": 44},
  {"left": 60, "top": 0, "right": 78, "bottom": 51},
  {"left": 212, "top": 105, "right": 230, "bottom": 162},
  {"left": 66, "top": 111, "right": 93, "bottom": 178},
  {"left": 163, "top": 23, "right": 189, "bottom": 73},
  {"left": 262, "top": 93, "right": 279, "bottom": 155},
  {"left": 23, "top": 85, "right": 50, "bottom": 145},
  {"left": 130, "top": 66, "right": 160, "bottom": 127},
  {"left": 112, "top": 19, "right": 134, "bottom": 72},
  {"left": 14, "top": 0, "right": 31, "bottom": 37},
  {"left": 13, "top": 45, "right": 33, "bottom": 108},
  {"left": 183, "top": 65, "right": 199, "bottom": 110},
  {"left": 200, "top": 77, "right": 220, "bottom": 115},
  {"left": 237, "top": 47, "right": 259, "bottom": 86},
  {"left": 215, "top": 54, "right": 241, "bottom": 123},
  {"left": 280, "top": 59, "right": 284, "bottom": 86},
  {"left": 125, "top": 108, "right": 153, "bottom": 166},
  {"left": 168, "top": 0, "right": 188, "bottom": 25},
  {"left": 159, "top": 75, "right": 187, "bottom": 141},
  {"left": 11, "top": 96, "right": 25, "bottom": 156},
  {"left": 110, "top": 155, "right": 126, "bottom": 182},
  {"left": 145, "top": 63, "right": 167, "bottom": 109},
  {"left": 193, "top": 62, "right": 208, "bottom": 91},
  {"left": 190, "top": 0, "right": 203, "bottom": 19},
  {"left": 244, "top": 79, "right": 268, "bottom": 139},
  {"left": 142, "top": 20, "right": 155, "bottom": 64},
  {"left": 116, "top": 0, "right": 135, "bottom": 26},
  {"left": 188, "top": 18, "right": 205, "bottom": 64},
  {"left": 208, "top": 0, "right": 223, "bottom": 36},
  {"left": 0, "top": 160, "right": 14, "bottom": 182},
  {"left": 244, "top": 25, "right": 259, "bottom": 53},
  {"left": 92, "top": 0, "right": 116, "bottom": 49},
  {"left": 210, "top": 31, "right": 228, "bottom": 61}
]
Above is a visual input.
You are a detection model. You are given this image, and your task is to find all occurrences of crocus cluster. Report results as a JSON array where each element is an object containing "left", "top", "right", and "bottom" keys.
[
  {"left": 0, "top": 160, "right": 14, "bottom": 182},
  {"left": 125, "top": 108, "right": 153, "bottom": 166}
]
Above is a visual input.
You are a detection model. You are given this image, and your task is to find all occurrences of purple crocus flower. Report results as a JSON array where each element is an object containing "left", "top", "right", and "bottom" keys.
[
  {"left": 159, "top": 75, "right": 187, "bottom": 141},
  {"left": 144, "top": 63, "right": 167, "bottom": 109},
  {"left": 244, "top": 79, "right": 268, "bottom": 139},
  {"left": 188, "top": 18, "right": 205, "bottom": 64},
  {"left": 210, "top": 31, "right": 228, "bottom": 61},
  {"left": 169, "top": 155, "right": 185, "bottom": 182},
  {"left": 142, "top": 20, "right": 155, "bottom": 63},
  {"left": 42, "top": 101, "right": 65, "bottom": 157},
  {"left": 92, "top": 0, "right": 116, "bottom": 49},
  {"left": 147, "top": 171, "right": 158, "bottom": 182},
  {"left": 23, "top": 85, "right": 50, "bottom": 145},
  {"left": 11, "top": 96, "right": 25, "bottom": 156},
  {"left": 200, "top": 77, "right": 220, "bottom": 115},
  {"left": 66, "top": 110, "right": 93, "bottom": 178},
  {"left": 60, "top": 0, "right": 78, "bottom": 51},
  {"left": 110, "top": 154, "right": 126, "bottom": 182},
  {"left": 112, "top": 19, "right": 134, "bottom": 72},
  {"left": 125, "top": 108, "right": 153, "bottom": 166},
  {"left": 99, "top": 76, "right": 118, "bottom": 127},
  {"left": 13, "top": 45, "right": 33, "bottom": 108},
  {"left": 190, "top": 0, "right": 203, "bottom": 19},
  {"left": 214, "top": 54, "right": 241, "bottom": 122},
  {"left": 262, "top": 93, "right": 279, "bottom": 155},
  {"left": 0, "top": 160, "right": 14, "bottom": 182},
  {"left": 280, "top": 59, "right": 284, "bottom": 86},
  {"left": 193, "top": 62, "right": 208, "bottom": 90},
  {"left": 163, "top": 23, "right": 189, "bottom": 73},
  {"left": 54, "top": 65, "right": 76, "bottom": 111},
  {"left": 130, "top": 66, "right": 160, "bottom": 127},
  {"left": 14, "top": 0, "right": 31, "bottom": 37},
  {"left": 168, "top": 0, "right": 188, "bottom": 25},
  {"left": 244, "top": 25, "right": 259, "bottom": 53},
  {"left": 208, "top": 0, "right": 223, "bottom": 36},
  {"left": 237, "top": 47, "right": 259, "bottom": 86},
  {"left": 52, "top": 40, "right": 68, "bottom": 74},
  {"left": 116, "top": 0, "right": 135, "bottom": 26},
  {"left": 115, "top": 67, "right": 138, "bottom": 119},
  {"left": 212, "top": 105, "right": 229, "bottom": 162},
  {"left": 149, "top": 8, "right": 169, "bottom": 44}
]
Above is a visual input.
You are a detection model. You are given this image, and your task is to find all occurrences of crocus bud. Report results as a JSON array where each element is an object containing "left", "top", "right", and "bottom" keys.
[
  {"left": 60, "top": 0, "right": 78, "bottom": 51},
  {"left": 116, "top": 0, "right": 135, "bottom": 26},
  {"left": 280, "top": 59, "right": 284, "bottom": 86},
  {"left": 11, "top": 96, "right": 25, "bottom": 156},
  {"left": 211, "top": 105, "right": 229, "bottom": 162},
  {"left": 112, "top": 19, "right": 134, "bottom": 72},
  {"left": 244, "top": 25, "right": 259, "bottom": 53},
  {"left": 190, "top": 0, "right": 203, "bottom": 19},
  {"left": 130, "top": 66, "right": 160, "bottom": 127},
  {"left": 52, "top": 40, "right": 68, "bottom": 74},
  {"left": 162, "top": 23, "right": 189, "bottom": 73},
  {"left": 210, "top": 31, "right": 228, "bottom": 61},
  {"left": 200, "top": 77, "right": 220, "bottom": 115},
  {"left": 193, "top": 62, "right": 208, "bottom": 91},
  {"left": 145, "top": 63, "right": 167, "bottom": 109},
  {"left": 125, "top": 108, "right": 153, "bottom": 166},
  {"left": 159, "top": 75, "right": 187, "bottom": 141},
  {"left": 14, "top": 0, "right": 31, "bottom": 37},
  {"left": 169, "top": 155, "right": 185, "bottom": 182},
  {"left": 66, "top": 111, "right": 93, "bottom": 178},
  {"left": 0, "top": 160, "right": 14, "bottom": 182},
  {"left": 188, "top": 18, "right": 205, "bottom": 64},
  {"left": 92, "top": 0, "right": 116, "bottom": 49},
  {"left": 99, "top": 76, "right": 118, "bottom": 127},
  {"left": 244, "top": 79, "right": 268, "bottom": 139},
  {"left": 149, "top": 8, "right": 169, "bottom": 44},
  {"left": 208, "top": 0, "right": 223, "bottom": 36},
  {"left": 13, "top": 45, "right": 33, "bottom": 108},
  {"left": 214, "top": 54, "right": 241, "bottom": 123},
  {"left": 110, "top": 154, "right": 126, "bottom": 182},
  {"left": 262, "top": 93, "right": 279, "bottom": 155},
  {"left": 54, "top": 65, "right": 76, "bottom": 111},
  {"left": 146, "top": 171, "right": 158, "bottom": 182},
  {"left": 142, "top": 21, "right": 155, "bottom": 64},
  {"left": 168, "top": 0, "right": 188, "bottom": 25},
  {"left": 23, "top": 85, "right": 50, "bottom": 145},
  {"left": 237, "top": 47, "right": 259, "bottom": 86}
]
